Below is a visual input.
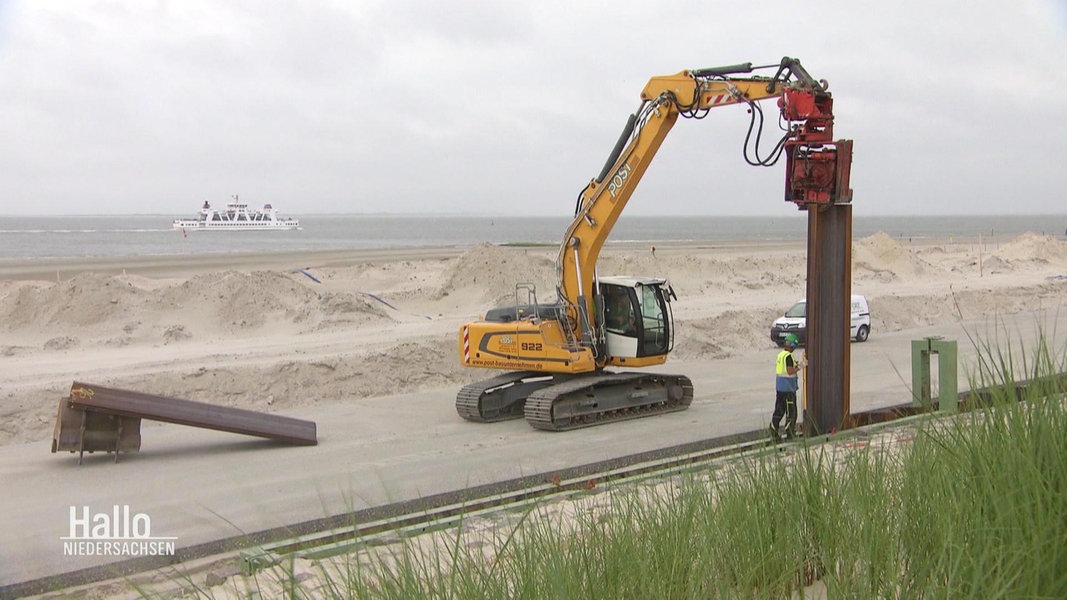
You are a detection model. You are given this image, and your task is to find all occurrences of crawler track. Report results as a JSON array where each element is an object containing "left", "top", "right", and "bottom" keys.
[
  {"left": 458, "top": 370, "right": 694, "bottom": 430},
  {"left": 456, "top": 371, "right": 554, "bottom": 422},
  {"left": 525, "top": 372, "right": 694, "bottom": 431}
]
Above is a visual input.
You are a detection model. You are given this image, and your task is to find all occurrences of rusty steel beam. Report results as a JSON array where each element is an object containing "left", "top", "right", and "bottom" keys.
[
  {"left": 803, "top": 202, "right": 852, "bottom": 435},
  {"left": 52, "top": 398, "right": 143, "bottom": 464},
  {"left": 66, "top": 382, "right": 317, "bottom": 447}
]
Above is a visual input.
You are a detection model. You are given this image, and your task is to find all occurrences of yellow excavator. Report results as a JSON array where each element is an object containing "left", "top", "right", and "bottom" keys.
[{"left": 457, "top": 57, "right": 851, "bottom": 431}]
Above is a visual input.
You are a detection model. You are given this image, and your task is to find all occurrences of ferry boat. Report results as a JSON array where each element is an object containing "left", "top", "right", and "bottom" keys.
[{"left": 172, "top": 196, "right": 300, "bottom": 231}]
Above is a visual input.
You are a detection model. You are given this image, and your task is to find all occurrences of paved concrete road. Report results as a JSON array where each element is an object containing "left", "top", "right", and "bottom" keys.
[{"left": 1, "top": 309, "right": 1062, "bottom": 587}]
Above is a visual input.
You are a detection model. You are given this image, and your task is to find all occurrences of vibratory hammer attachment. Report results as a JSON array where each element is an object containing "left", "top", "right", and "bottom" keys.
[{"left": 780, "top": 88, "right": 853, "bottom": 209}]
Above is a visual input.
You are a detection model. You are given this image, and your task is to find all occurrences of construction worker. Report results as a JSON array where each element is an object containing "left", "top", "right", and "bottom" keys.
[
  {"left": 605, "top": 295, "right": 636, "bottom": 335},
  {"left": 771, "top": 333, "right": 803, "bottom": 440}
]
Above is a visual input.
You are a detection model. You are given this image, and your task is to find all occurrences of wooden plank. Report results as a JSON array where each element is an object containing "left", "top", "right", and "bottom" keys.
[{"left": 68, "top": 382, "right": 317, "bottom": 446}]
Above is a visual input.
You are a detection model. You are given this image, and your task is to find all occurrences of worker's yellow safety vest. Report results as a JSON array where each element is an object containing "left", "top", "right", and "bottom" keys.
[{"left": 776, "top": 349, "right": 798, "bottom": 392}]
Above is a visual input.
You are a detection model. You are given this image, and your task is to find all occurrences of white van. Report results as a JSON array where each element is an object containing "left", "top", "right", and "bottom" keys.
[{"left": 770, "top": 294, "right": 871, "bottom": 347}]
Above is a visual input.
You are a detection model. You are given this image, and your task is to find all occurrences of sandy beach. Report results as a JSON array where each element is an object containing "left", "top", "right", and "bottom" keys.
[{"left": 2, "top": 232, "right": 1066, "bottom": 449}]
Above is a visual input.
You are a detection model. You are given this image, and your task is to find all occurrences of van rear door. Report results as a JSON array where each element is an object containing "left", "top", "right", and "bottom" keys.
[{"left": 850, "top": 295, "right": 871, "bottom": 341}]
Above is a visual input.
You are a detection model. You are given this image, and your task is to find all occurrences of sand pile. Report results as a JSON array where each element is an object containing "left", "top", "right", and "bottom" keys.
[
  {"left": 0, "top": 273, "right": 146, "bottom": 329},
  {"left": 161, "top": 270, "right": 390, "bottom": 332},
  {"left": 0, "top": 270, "right": 391, "bottom": 349},
  {"left": 853, "top": 232, "right": 938, "bottom": 281},
  {"left": 724, "top": 255, "right": 805, "bottom": 291},
  {"left": 161, "top": 270, "right": 324, "bottom": 330},
  {"left": 869, "top": 282, "right": 1065, "bottom": 332},
  {"left": 930, "top": 232, "right": 1067, "bottom": 278},
  {"left": 313, "top": 260, "right": 442, "bottom": 307},
  {"left": 434, "top": 244, "right": 557, "bottom": 306},
  {"left": 993, "top": 232, "right": 1067, "bottom": 265},
  {"left": 673, "top": 307, "right": 782, "bottom": 360},
  {"left": 976, "top": 255, "right": 1013, "bottom": 274},
  {"left": 598, "top": 252, "right": 803, "bottom": 295}
]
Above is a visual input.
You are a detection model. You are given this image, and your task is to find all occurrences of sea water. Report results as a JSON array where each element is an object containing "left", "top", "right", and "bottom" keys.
[{"left": 0, "top": 214, "right": 1064, "bottom": 260}]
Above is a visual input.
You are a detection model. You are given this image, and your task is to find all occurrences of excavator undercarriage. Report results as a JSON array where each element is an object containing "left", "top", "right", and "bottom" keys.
[{"left": 457, "top": 370, "right": 693, "bottom": 431}]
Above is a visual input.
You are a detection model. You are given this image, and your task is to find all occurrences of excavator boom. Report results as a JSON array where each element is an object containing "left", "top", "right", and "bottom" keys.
[{"left": 557, "top": 57, "right": 847, "bottom": 357}]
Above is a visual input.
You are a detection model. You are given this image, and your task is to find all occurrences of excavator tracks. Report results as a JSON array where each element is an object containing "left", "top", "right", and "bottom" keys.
[
  {"left": 456, "top": 371, "right": 555, "bottom": 423},
  {"left": 525, "top": 371, "right": 693, "bottom": 431},
  {"left": 459, "top": 371, "right": 693, "bottom": 430}
]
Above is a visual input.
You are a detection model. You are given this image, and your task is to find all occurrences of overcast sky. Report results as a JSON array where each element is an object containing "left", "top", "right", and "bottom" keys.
[{"left": 1, "top": 1, "right": 1064, "bottom": 217}]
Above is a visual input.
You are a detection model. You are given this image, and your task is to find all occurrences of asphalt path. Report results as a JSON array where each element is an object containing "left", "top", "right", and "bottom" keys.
[{"left": 1, "top": 308, "right": 1063, "bottom": 588}]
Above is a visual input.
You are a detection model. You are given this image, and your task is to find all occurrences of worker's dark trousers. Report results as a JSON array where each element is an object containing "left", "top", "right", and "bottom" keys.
[{"left": 770, "top": 391, "right": 797, "bottom": 439}]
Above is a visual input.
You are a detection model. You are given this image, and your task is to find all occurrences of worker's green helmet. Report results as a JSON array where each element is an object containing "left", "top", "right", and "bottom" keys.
[{"left": 784, "top": 333, "right": 799, "bottom": 347}]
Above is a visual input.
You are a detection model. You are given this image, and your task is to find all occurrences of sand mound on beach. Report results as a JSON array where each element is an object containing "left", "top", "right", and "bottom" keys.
[
  {"left": 993, "top": 232, "right": 1067, "bottom": 265},
  {"left": 161, "top": 270, "right": 323, "bottom": 329},
  {"left": 0, "top": 270, "right": 391, "bottom": 343},
  {"left": 932, "top": 233, "right": 1067, "bottom": 276},
  {"left": 160, "top": 270, "right": 389, "bottom": 331},
  {"left": 673, "top": 307, "right": 782, "bottom": 360},
  {"left": 853, "top": 232, "right": 938, "bottom": 281},
  {"left": 434, "top": 244, "right": 556, "bottom": 306},
  {"left": 0, "top": 273, "right": 147, "bottom": 329},
  {"left": 670, "top": 279, "right": 1066, "bottom": 362},
  {"left": 597, "top": 253, "right": 803, "bottom": 294},
  {"left": 436, "top": 245, "right": 807, "bottom": 307},
  {"left": 869, "top": 282, "right": 1064, "bottom": 331}
]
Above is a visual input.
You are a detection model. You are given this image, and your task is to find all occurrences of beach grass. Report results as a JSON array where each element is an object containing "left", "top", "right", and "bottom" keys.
[{"left": 143, "top": 330, "right": 1067, "bottom": 599}]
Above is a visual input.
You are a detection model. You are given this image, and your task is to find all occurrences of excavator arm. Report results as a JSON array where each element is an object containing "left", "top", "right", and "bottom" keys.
[{"left": 555, "top": 57, "right": 851, "bottom": 361}]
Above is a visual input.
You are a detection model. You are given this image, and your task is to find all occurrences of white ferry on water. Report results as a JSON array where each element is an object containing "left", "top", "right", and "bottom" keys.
[{"left": 172, "top": 195, "right": 300, "bottom": 231}]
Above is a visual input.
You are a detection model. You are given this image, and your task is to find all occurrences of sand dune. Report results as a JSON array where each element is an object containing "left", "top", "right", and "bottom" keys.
[{"left": 1, "top": 232, "right": 1065, "bottom": 447}]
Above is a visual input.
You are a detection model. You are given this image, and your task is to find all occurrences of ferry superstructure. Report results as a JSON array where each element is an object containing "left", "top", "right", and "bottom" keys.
[{"left": 172, "top": 196, "right": 300, "bottom": 231}]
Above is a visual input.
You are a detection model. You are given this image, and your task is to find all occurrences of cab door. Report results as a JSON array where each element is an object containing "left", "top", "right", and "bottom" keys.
[
  {"left": 602, "top": 285, "right": 640, "bottom": 358},
  {"left": 635, "top": 282, "right": 672, "bottom": 358}
]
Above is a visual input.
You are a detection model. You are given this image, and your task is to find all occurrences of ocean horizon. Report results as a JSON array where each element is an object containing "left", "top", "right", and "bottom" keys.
[{"left": 2, "top": 213, "right": 1065, "bottom": 261}]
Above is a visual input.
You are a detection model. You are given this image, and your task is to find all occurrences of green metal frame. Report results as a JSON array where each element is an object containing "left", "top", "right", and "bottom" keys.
[{"left": 911, "top": 337, "right": 958, "bottom": 412}]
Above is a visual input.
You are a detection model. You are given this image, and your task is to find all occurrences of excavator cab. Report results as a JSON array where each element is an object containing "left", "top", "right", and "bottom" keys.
[{"left": 598, "top": 276, "right": 675, "bottom": 364}]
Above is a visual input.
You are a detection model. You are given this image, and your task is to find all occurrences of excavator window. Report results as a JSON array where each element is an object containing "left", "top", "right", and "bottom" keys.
[
  {"left": 601, "top": 283, "right": 672, "bottom": 358},
  {"left": 636, "top": 284, "right": 670, "bottom": 356},
  {"left": 603, "top": 287, "right": 637, "bottom": 336}
]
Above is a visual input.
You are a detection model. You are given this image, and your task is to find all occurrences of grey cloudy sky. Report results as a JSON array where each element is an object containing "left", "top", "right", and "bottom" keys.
[{"left": 1, "top": 0, "right": 1064, "bottom": 216}]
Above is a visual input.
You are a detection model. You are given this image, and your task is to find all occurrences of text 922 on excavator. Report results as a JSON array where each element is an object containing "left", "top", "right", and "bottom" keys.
[{"left": 457, "top": 57, "right": 853, "bottom": 431}]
